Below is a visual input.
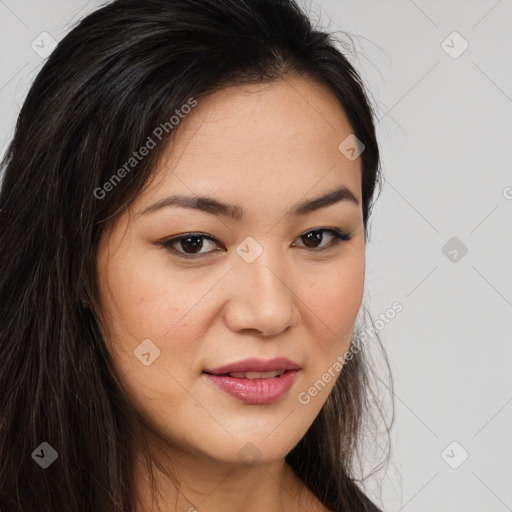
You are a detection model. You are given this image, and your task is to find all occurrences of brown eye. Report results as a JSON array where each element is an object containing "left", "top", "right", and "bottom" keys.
[
  {"left": 294, "top": 229, "right": 351, "bottom": 250},
  {"left": 161, "top": 233, "right": 221, "bottom": 259},
  {"left": 300, "top": 230, "right": 326, "bottom": 248},
  {"left": 177, "top": 235, "right": 208, "bottom": 254}
]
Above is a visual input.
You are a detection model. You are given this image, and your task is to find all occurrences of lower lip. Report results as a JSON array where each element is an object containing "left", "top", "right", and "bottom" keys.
[{"left": 203, "top": 370, "right": 299, "bottom": 404}]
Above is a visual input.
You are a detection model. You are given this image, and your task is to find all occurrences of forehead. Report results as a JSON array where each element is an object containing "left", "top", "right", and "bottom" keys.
[
  {"left": 166, "top": 76, "right": 355, "bottom": 159},
  {"left": 133, "top": 76, "right": 362, "bottom": 220}
]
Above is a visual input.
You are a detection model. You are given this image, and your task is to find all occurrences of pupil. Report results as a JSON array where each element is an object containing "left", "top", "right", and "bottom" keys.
[
  {"left": 181, "top": 236, "right": 203, "bottom": 253},
  {"left": 303, "top": 231, "right": 321, "bottom": 248}
]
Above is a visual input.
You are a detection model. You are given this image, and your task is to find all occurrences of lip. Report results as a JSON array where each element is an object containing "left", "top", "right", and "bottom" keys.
[
  {"left": 204, "top": 357, "right": 300, "bottom": 375},
  {"left": 203, "top": 370, "right": 299, "bottom": 404},
  {"left": 202, "top": 357, "right": 301, "bottom": 405}
]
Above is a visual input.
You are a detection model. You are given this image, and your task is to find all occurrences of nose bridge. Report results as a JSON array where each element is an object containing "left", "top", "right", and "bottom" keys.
[{"left": 225, "top": 244, "right": 299, "bottom": 336}]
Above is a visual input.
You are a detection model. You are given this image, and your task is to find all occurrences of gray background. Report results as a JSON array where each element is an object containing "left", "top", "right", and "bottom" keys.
[{"left": 1, "top": 1, "right": 511, "bottom": 511}]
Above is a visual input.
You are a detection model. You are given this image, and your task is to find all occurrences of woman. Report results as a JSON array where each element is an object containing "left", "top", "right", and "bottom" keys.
[{"left": 0, "top": 0, "right": 392, "bottom": 510}]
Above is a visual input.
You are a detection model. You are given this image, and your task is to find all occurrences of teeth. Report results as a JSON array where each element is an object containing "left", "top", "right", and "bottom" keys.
[{"left": 229, "top": 370, "right": 285, "bottom": 379}]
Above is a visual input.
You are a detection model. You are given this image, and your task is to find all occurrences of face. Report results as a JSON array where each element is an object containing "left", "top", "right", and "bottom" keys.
[{"left": 96, "top": 76, "right": 365, "bottom": 467}]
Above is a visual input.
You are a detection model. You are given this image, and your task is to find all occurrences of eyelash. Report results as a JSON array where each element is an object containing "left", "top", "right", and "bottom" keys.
[{"left": 158, "top": 228, "right": 352, "bottom": 260}]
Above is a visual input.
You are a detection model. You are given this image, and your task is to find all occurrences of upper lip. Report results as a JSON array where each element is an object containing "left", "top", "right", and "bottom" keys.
[{"left": 204, "top": 357, "right": 300, "bottom": 375}]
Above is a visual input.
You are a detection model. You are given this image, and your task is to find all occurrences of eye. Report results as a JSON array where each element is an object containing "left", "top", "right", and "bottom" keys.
[
  {"left": 158, "top": 228, "right": 352, "bottom": 260},
  {"left": 293, "top": 228, "right": 351, "bottom": 250},
  {"left": 159, "top": 232, "right": 220, "bottom": 259}
]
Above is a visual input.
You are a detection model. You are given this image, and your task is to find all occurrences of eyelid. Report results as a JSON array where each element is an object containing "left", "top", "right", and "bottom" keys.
[{"left": 158, "top": 227, "right": 352, "bottom": 260}]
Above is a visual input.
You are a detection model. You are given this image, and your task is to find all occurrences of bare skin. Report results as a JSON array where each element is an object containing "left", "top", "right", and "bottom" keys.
[{"left": 96, "top": 75, "right": 365, "bottom": 512}]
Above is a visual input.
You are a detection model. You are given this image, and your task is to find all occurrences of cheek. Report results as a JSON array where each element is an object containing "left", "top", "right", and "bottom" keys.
[
  {"left": 304, "top": 257, "right": 364, "bottom": 342},
  {"left": 96, "top": 261, "right": 205, "bottom": 431},
  {"left": 98, "top": 246, "right": 201, "bottom": 342},
  {"left": 96, "top": 251, "right": 209, "bottom": 385},
  {"left": 294, "top": 262, "right": 364, "bottom": 407}
]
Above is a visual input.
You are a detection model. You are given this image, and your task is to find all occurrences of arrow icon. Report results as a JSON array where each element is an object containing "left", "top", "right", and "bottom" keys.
[
  {"left": 236, "top": 237, "right": 263, "bottom": 263},
  {"left": 441, "top": 441, "right": 469, "bottom": 469},
  {"left": 442, "top": 237, "right": 468, "bottom": 263},
  {"left": 32, "top": 442, "right": 58, "bottom": 468},
  {"left": 134, "top": 339, "right": 160, "bottom": 366},
  {"left": 441, "top": 31, "right": 469, "bottom": 59},
  {"left": 338, "top": 134, "right": 365, "bottom": 161}
]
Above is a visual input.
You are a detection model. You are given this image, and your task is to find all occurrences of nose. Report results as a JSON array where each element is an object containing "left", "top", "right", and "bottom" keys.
[{"left": 223, "top": 250, "right": 300, "bottom": 337}]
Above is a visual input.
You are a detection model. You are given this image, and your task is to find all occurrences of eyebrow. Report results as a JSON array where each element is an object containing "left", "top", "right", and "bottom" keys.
[{"left": 138, "top": 184, "right": 359, "bottom": 220}]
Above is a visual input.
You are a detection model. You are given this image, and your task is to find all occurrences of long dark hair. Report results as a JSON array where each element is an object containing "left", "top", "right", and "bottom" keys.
[{"left": 0, "top": 0, "right": 393, "bottom": 510}]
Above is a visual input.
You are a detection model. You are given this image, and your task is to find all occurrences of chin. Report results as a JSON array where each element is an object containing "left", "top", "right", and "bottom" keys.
[{"left": 193, "top": 427, "right": 305, "bottom": 467}]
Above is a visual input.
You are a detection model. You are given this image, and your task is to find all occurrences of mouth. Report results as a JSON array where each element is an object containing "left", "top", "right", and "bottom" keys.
[
  {"left": 202, "top": 357, "right": 301, "bottom": 404},
  {"left": 203, "top": 357, "right": 300, "bottom": 376}
]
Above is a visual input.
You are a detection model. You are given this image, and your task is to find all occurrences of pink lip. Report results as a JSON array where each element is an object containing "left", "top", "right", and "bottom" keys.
[
  {"left": 203, "top": 370, "right": 299, "bottom": 404},
  {"left": 202, "top": 357, "right": 301, "bottom": 405}
]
